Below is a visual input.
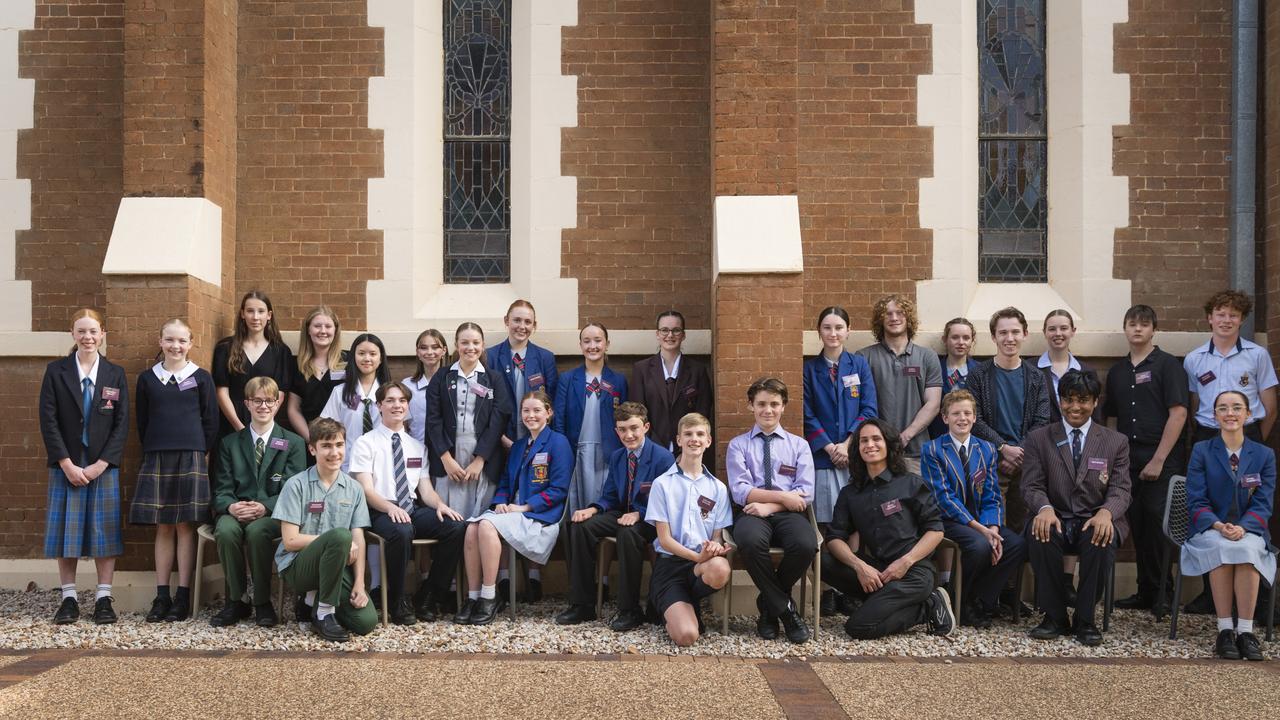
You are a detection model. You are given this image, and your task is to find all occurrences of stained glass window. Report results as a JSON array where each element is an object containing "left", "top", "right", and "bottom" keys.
[
  {"left": 978, "top": 0, "right": 1047, "bottom": 283},
  {"left": 444, "top": 0, "right": 511, "bottom": 283}
]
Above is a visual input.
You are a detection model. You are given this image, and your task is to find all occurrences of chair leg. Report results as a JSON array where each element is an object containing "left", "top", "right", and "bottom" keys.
[
  {"left": 1103, "top": 562, "right": 1113, "bottom": 632},
  {"left": 721, "top": 569, "right": 731, "bottom": 636},
  {"left": 1155, "top": 544, "right": 1170, "bottom": 622},
  {"left": 952, "top": 557, "right": 963, "bottom": 622},
  {"left": 1267, "top": 576, "right": 1277, "bottom": 642},
  {"left": 1013, "top": 562, "right": 1024, "bottom": 623},
  {"left": 192, "top": 534, "right": 207, "bottom": 615},
  {"left": 509, "top": 546, "right": 518, "bottom": 622},
  {"left": 813, "top": 556, "right": 821, "bottom": 640},
  {"left": 798, "top": 573, "right": 806, "bottom": 619},
  {"left": 1169, "top": 573, "right": 1183, "bottom": 640},
  {"left": 379, "top": 544, "right": 389, "bottom": 627}
]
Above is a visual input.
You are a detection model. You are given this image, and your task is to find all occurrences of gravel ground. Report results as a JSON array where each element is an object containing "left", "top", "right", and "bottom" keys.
[{"left": 0, "top": 587, "right": 1251, "bottom": 659}]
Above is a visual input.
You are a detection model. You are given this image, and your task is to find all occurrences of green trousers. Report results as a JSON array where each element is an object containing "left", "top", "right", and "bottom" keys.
[
  {"left": 214, "top": 514, "right": 280, "bottom": 606},
  {"left": 280, "top": 527, "right": 377, "bottom": 636}
]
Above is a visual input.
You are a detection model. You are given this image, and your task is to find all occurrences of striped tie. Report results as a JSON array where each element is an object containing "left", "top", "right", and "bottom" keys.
[
  {"left": 80, "top": 378, "right": 92, "bottom": 447},
  {"left": 392, "top": 433, "right": 412, "bottom": 511},
  {"left": 829, "top": 364, "right": 837, "bottom": 385},
  {"left": 761, "top": 433, "right": 775, "bottom": 489},
  {"left": 513, "top": 353, "right": 525, "bottom": 371},
  {"left": 255, "top": 437, "right": 265, "bottom": 468},
  {"left": 362, "top": 398, "right": 373, "bottom": 434},
  {"left": 586, "top": 378, "right": 601, "bottom": 396},
  {"left": 168, "top": 374, "right": 178, "bottom": 386},
  {"left": 625, "top": 452, "right": 638, "bottom": 511}
]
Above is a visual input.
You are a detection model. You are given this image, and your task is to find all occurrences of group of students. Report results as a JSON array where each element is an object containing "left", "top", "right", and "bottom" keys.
[{"left": 36, "top": 289, "right": 1277, "bottom": 658}]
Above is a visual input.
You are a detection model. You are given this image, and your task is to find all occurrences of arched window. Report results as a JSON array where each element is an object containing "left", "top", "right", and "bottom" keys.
[{"left": 978, "top": 0, "right": 1046, "bottom": 282}]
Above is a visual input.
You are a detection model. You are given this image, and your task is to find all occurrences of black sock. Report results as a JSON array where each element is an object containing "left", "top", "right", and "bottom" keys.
[
  {"left": 173, "top": 586, "right": 190, "bottom": 602},
  {"left": 1063, "top": 572, "right": 1075, "bottom": 588},
  {"left": 156, "top": 585, "right": 171, "bottom": 601}
]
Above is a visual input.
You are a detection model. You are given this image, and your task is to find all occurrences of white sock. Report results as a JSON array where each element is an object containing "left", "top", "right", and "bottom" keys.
[
  {"left": 450, "top": 579, "right": 457, "bottom": 591},
  {"left": 1217, "top": 617, "right": 1235, "bottom": 632},
  {"left": 480, "top": 584, "right": 496, "bottom": 600},
  {"left": 60, "top": 584, "right": 76, "bottom": 601},
  {"left": 1238, "top": 619, "right": 1254, "bottom": 634},
  {"left": 468, "top": 590, "right": 480, "bottom": 600},
  {"left": 939, "top": 571, "right": 951, "bottom": 584},
  {"left": 528, "top": 569, "right": 541, "bottom": 581},
  {"left": 316, "top": 602, "right": 335, "bottom": 620},
  {"left": 497, "top": 569, "right": 510, "bottom": 582},
  {"left": 601, "top": 576, "right": 609, "bottom": 585},
  {"left": 95, "top": 584, "right": 111, "bottom": 601},
  {"left": 305, "top": 590, "right": 316, "bottom": 607}
]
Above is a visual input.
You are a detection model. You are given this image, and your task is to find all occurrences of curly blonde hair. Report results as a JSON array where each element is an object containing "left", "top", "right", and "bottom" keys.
[{"left": 870, "top": 294, "right": 918, "bottom": 342}]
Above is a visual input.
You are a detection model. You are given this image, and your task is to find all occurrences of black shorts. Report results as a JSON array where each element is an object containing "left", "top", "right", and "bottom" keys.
[{"left": 649, "top": 554, "right": 715, "bottom": 616}]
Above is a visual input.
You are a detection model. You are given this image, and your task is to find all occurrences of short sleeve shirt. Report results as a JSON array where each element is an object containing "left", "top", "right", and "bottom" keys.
[
  {"left": 1184, "top": 338, "right": 1279, "bottom": 428},
  {"left": 857, "top": 342, "right": 943, "bottom": 457},
  {"left": 272, "top": 467, "right": 371, "bottom": 572},
  {"left": 828, "top": 469, "right": 943, "bottom": 568},
  {"left": 1103, "top": 346, "right": 1188, "bottom": 445},
  {"left": 645, "top": 466, "right": 732, "bottom": 556}
]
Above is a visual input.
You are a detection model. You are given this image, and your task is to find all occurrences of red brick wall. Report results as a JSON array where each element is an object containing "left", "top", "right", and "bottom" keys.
[
  {"left": 796, "top": 4, "right": 932, "bottom": 330},
  {"left": 561, "top": 0, "right": 713, "bottom": 330},
  {"left": 1114, "top": 1, "right": 1233, "bottom": 332},
  {"left": 17, "top": 0, "right": 125, "bottom": 331},
  {"left": 0, "top": 358, "right": 54, "bottom": 558}
]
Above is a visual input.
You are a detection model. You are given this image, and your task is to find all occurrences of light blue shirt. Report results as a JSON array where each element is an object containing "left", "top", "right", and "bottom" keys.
[
  {"left": 1183, "top": 338, "right": 1278, "bottom": 427},
  {"left": 1036, "top": 351, "right": 1082, "bottom": 398},
  {"left": 645, "top": 465, "right": 731, "bottom": 556},
  {"left": 401, "top": 374, "right": 431, "bottom": 446},
  {"left": 725, "top": 425, "right": 815, "bottom": 507}
]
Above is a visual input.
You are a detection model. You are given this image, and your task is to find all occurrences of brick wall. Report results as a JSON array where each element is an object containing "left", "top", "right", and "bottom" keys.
[
  {"left": 796, "top": 4, "right": 932, "bottom": 330},
  {"left": 16, "top": 0, "right": 125, "bottom": 331},
  {"left": 0, "top": 358, "right": 54, "bottom": 559},
  {"left": 561, "top": 0, "right": 713, "bottom": 330},
  {"left": 1114, "top": 0, "right": 1233, "bottom": 332},
  {"left": 1264, "top": 0, "right": 1278, "bottom": 360}
]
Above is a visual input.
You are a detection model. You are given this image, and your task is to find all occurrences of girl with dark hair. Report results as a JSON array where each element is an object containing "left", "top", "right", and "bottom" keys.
[
  {"left": 319, "top": 333, "right": 389, "bottom": 472},
  {"left": 213, "top": 290, "right": 294, "bottom": 438}
]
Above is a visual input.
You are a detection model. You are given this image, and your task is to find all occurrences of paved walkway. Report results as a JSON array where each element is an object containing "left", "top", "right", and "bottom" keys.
[{"left": 0, "top": 649, "right": 1275, "bottom": 719}]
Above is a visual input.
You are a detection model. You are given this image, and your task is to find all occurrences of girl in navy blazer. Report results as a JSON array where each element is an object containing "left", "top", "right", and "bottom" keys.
[
  {"left": 1183, "top": 390, "right": 1276, "bottom": 660},
  {"left": 454, "top": 390, "right": 572, "bottom": 626},
  {"left": 929, "top": 317, "right": 981, "bottom": 438},
  {"left": 554, "top": 322, "right": 628, "bottom": 515},
  {"left": 39, "top": 309, "right": 129, "bottom": 625},
  {"left": 486, "top": 299, "right": 559, "bottom": 448}
]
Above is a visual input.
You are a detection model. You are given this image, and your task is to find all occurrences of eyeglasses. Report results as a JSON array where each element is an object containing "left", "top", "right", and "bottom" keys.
[
  {"left": 246, "top": 398, "right": 275, "bottom": 407},
  {"left": 657, "top": 328, "right": 685, "bottom": 337},
  {"left": 1215, "top": 404, "right": 1247, "bottom": 413}
]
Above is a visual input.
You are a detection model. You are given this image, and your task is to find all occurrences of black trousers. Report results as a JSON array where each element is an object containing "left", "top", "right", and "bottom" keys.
[
  {"left": 370, "top": 507, "right": 465, "bottom": 607},
  {"left": 568, "top": 509, "right": 656, "bottom": 611},
  {"left": 1126, "top": 442, "right": 1180, "bottom": 599},
  {"left": 942, "top": 520, "right": 1027, "bottom": 611},
  {"left": 733, "top": 511, "right": 818, "bottom": 616},
  {"left": 821, "top": 551, "right": 935, "bottom": 639},
  {"left": 1027, "top": 518, "right": 1116, "bottom": 626}
]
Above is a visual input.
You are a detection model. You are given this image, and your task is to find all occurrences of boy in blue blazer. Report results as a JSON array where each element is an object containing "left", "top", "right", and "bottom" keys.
[
  {"left": 921, "top": 389, "right": 1026, "bottom": 627},
  {"left": 556, "top": 402, "right": 676, "bottom": 630}
]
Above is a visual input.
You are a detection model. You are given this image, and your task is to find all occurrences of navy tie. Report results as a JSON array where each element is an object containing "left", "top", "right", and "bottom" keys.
[
  {"left": 761, "top": 434, "right": 775, "bottom": 490},
  {"left": 1071, "top": 429, "right": 1083, "bottom": 473}
]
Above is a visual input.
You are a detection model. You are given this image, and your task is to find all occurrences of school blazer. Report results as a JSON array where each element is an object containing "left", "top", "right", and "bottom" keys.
[
  {"left": 424, "top": 365, "right": 512, "bottom": 478},
  {"left": 1187, "top": 437, "right": 1276, "bottom": 546},
  {"left": 493, "top": 429, "right": 573, "bottom": 525},
  {"left": 553, "top": 365, "right": 628, "bottom": 458},
  {"left": 39, "top": 354, "right": 129, "bottom": 468},
  {"left": 1020, "top": 423, "right": 1132, "bottom": 541},
  {"left": 802, "top": 351, "right": 879, "bottom": 469},
  {"left": 591, "top": 439, "right": 676, "bottom": 517},
  {"left": 928, "top": 356, "right": 981, "bottom": 439},
  {"left": 629, "top": 353, "right": 715, "bottom": 450},
  {"left": 920, "top": 435, "right": 1003, "bottom": 527},
  {"left": 966, "top": 359, "right": 1052, "bottom": 447},
  {"left": 212, "top": 425, "right": 307, "bottom": 514},
  {"left": 486, "top": 340, "right": 558, "bottom": 440}
]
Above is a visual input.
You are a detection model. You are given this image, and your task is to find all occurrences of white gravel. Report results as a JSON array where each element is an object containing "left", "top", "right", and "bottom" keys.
[{"left": 0, "top": 587, "right": 1248, "bottom": 659}]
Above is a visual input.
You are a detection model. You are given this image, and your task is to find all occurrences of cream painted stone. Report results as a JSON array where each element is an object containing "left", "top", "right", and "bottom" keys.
[
  {"left": 0, "top": 331, "right": 75, "bottom": 357},
  {"left": 802, "top": 330, "right": 1231, "bottom": 360},
  {"left": 102, "top": 197, "right": 222, "bottom": 288},
  {"left": 0, "top": 4, "right": 35, "bottom": 333},
  {"left": 281, "top": 328, "right": 711, "bottom": 358},
  {"left": 712, "top": 195, "right": 804, "bottom": 277}
]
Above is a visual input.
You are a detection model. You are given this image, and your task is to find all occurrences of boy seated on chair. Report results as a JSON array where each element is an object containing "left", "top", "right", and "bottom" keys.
[
  {"left": 351, "top": 381, "right": 465, "bottom": 626},
  {"left": 210, "top": 376, "right": 306, "bottom": 628},
  {"left": 273, "top": 417, "right": 378, "bottom": 642},
  {"left": 556, "top": 401, "right": 676, "bottom": 630},
  {"left": 644, "top": 413, "right": 731, "bottom": 647}
]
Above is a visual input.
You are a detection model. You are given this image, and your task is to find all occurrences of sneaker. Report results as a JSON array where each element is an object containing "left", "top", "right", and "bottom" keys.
[
  {"left": 93, "top": 597, "right": 118, "bottom": 625},
  {"left": 209, "top": 600, "right": 252, "bottom": 628},
  {"left": 53, "top": 597, "right": 79, "bottom": 625},
  {"left": 924, "top": 587, "right": 955, "bottom": 637},
  {"left": 145, "top": 596, "right": 171, "bottom": 623}
]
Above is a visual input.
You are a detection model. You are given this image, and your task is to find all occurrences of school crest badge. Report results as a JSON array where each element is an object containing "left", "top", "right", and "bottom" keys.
[
  {"left": 534, "top": 464, "right": 548, "bottom": 482},
  {"left": 1240, "top": 373, "right": 1250, "bottom": 387}
]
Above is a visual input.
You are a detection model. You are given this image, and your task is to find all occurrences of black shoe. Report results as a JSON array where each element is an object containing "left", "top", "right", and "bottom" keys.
[
  {"left": 1216, "top": 629, "right": 1241, "bottom": 659},
  {"left": 1115, "top": 593, "right": 1153, "bottom": 610},
  {"left": 820, "top": 589, "right": 837, "bottom": 616},
  {"left": 294, "top": 597, "right": 312, "bottom": 624},
  {"left": 1237, "top": 631, "right": 1264, "bottom": 661},
  {"left": 453, "top": 598, "right": 477, "bottom": 625},
  {"left": 554, "top": 604, "right": 597, "bottom": 625},
  {"left": 311, "top": 614, "right": 350, "bottom": 642},
  {"left": 836, "top": 592, "right": 859, "bottom": 616},
  {"left": 925, "top": 588, "right": 955, "bottom": 637},
  {"left": 1184, "top": 590, "right": 1214, "bottom": 615},
  {"left": 522, "top": 579, "right": 543, "bottom": 603},
  {"left": 209, "top": 600, "right": 252, "bottom": 628},
  {"left": 1029, "top": 616, "right": 1069, "bottom": 640},
  {"left": 756, "top": 595, "right": 779, "bottom": 640},
  {"left": 609, "top": 608, "right": 646, "bottom": 632},
  {"left": 414, "top": 593, "right": 438, "bottom": 623},
  {"left": 391, "top": 598, "right": 418, "bottom": 626},
  {"left": 145, "top": 596, "right": 171, "bottom": 623},
  {"left": 163, "top": 597, "right": 190, "bottom": 622},
  {"left": 254, "top": 603, "right": 278, "bottom": 628},
  {"left": 93, "top": 597, "right": 117, "bottom": 625},
  {"left": 960, "top": 607, "right": 992, "bottom": 629},
  {"left": 1074, "top": 620, "right": 1103, "bottom": 647},
  {"left": 53, "top": 597, "right": 79, "bottom": 625},
  {"left": 470, "top": 597, "right": 500, "bottom": 625},
  {"left": 779, "top": 606, "right": 811, "bottom": 644}
]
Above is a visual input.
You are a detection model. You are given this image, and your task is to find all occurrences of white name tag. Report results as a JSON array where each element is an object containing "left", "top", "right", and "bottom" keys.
[
  {"left": 532, "top": 452, "right": 549, "bottom": 465},
  {"left": 841, "top": 373, "right": 860, "bottom": 387}
]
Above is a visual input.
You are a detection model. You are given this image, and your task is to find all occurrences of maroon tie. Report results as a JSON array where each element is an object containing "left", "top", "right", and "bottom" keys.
[
  {"left": 829, "top": 364, "right": 838, "bottom": 385},
  {"left": 513, "top": 353, "right": 525, "bottom": 371},
  {"left": 1231, "top": 452, "right": 1240, "bottom": 475},
  {"left": 625, "top": 452, "right": 638, "bottom": 511}
]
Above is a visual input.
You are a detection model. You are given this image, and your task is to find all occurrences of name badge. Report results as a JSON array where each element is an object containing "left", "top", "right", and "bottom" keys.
[
  {"left": 1198, "top": 370, "right": 1216, "bottom": 386},
  {"left": 777, "top": 464, "right": 797, "bottom": 478},
  {"left": 532, "top": 452, "right": 549, "bottom": 465},
  {"left": 1134, "top": 371, "right": 1152, "bottom": 384},
  {"left": 696, "top": 495, "right": 716, "bottom": 517},
  {"left": 269, "top": 437, "right": 289, "bottom": 451},
  {"left": 330, "top": 369, "right": 346, "bottom": 381},
  {"left": 1087, "top": 458, "right": 1108, "bottom": 472},
  {"left": 683, "top": 386, "right": 697, "bottom": 398},
  {"left": 307, "top": 500, "right": 324, "bottom": 514},
  {"left": 880, "top": 498, "right": 902, "bottom": 516},
  {"left": 406, "top": 457, "right": 423, "bottom": 469},
  {"left": 469, "top": 381, "right": 490, "bottom": 398},
  {"left": 601, "top": 380, "right": 614, "bottom": 393},
  {"left": 841, "top": 373, "right": 860, "bottom": 387},
  {"left": 178, "top": 377, "right": 198, "bottom": 391},
  {"left": 1242, "top": 473, "right": 1262, "bottom": 488},
  {"left": 528, "top": 373, "right": 545, "bottom": 388},
  {"left": 900, "top": 366, "right": 921, "bottom": 378},
  {"left": 102, "top": 386, "right": 120, "bottom": 401}
]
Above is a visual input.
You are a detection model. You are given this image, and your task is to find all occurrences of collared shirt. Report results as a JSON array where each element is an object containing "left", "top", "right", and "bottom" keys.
[
  {"left": 858, "top": 341, "right": 943, "bottom": 457},
  {"left": 1184, "top": 337, "right": 1279, "bottom": 427},
  {"left": 272, "top": 467, "right": 370, "bottom": 572},
  {"left": 662, "top": 353, "right": 682, "bottom": 381},
  {"left": 828, "top": 469, "right": 943, "bottom": 568},
  {"left": 1037, "top": 352, "right": 1082, "bottom": 398},
  {"left": 319, "top": 379, "right": 382, "bottom": 470},
  {"left": 1063, "top": 417, "right": 1093, "bottom": 447},
  {"left": 401, "top": 373, "right": 432, "bottom": 446},
  {"left": 76, "top": 353, "right": 100, "bottom": 387},
  {"left": 250, "top": 422, "right": 276, "bottom": 449},
  {"left": 644, "top": 464, "right": 731, "bottom": 556},
  {"left": 1102, "top": 346, "right": 1188, "bottom": 446},
  {"left": 349, "top": 423, "right": 426, "bottom": 503},
  {"left": 152, "top": 360, "right": 199, "bottom": 385},
  {"left": 725, "top": 424, "right": 815, "bottom": 506},
  {"left": 451, "top": 361, "right": 486, "bottom": 434},
  {"left": 949, "top": 434, "right": 971, "bottom": 457}
]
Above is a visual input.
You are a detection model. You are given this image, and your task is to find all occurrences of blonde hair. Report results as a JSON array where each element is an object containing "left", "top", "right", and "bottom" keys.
[
  {"left": 677, "top": 412, "right": 712, "bottom": 435},
  {"left": 296, "top": 306, "right": 346, "bottom": 381}
]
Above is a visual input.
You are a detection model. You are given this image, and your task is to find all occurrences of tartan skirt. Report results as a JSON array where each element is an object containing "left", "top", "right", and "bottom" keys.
[
  {"left": 44, "top": 465, "right": 123, "bottom": 558},
  {"left": 128, "top": 450, "right": 211, "bottom": 525}
]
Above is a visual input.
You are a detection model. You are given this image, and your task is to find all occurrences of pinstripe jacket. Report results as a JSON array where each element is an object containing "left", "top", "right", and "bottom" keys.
[
  {"left": 921, "top": 434, "right": 1004, "bottom": 527},
  {"left": 1020, "top": 421, "right": 1132, "bottom": 542}
]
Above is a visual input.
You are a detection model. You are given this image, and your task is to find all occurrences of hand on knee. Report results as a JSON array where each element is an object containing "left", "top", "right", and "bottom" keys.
[{"left": 702, "top": 557, "right": 731, "bottom": 588}]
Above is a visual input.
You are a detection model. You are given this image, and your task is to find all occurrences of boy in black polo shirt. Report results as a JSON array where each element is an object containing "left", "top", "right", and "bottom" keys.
[{"left": 1103, "top": 305, "right": 1187, "bottom": 615}]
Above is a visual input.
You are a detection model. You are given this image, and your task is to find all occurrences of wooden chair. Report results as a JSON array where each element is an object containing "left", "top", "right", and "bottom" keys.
[
  {"left": 365, "top": 533, "right": 465, "bottom": 626},
  {"left": 723, "top": 506, "right": 823, "bottom": 639},
  {"left": 191, "top": 523, "right": 284, "bottom": 615}
]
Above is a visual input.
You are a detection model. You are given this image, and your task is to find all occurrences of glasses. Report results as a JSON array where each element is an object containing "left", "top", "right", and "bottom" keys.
[
  {"left": 1215, "top": 404, "right": 1247, "bottom": 414},
  {"left": 657, "top": 328, "right": 685, "bottom": 337},
  {"left": 246, "top": 398, "right": 276, "bottom": 407}
]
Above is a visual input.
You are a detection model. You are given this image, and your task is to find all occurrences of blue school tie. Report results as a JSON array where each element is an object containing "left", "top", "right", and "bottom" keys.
[
  {"left": 761, "top": 433, "right": 775, "bottom": 489},
  {"left": 392, "top": 433, "right": 413, "bottom": 511},
  {"left": 80, "top": 378, "right": 92, "bottom": 447},
  {"left": 1071, "top": 428, "right": 1083, "bottom": 473}
]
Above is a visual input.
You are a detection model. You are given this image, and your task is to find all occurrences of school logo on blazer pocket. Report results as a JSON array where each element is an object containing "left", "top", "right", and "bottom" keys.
[{"left": 533, "top": 464, "right": 549, "bottom": 482}]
